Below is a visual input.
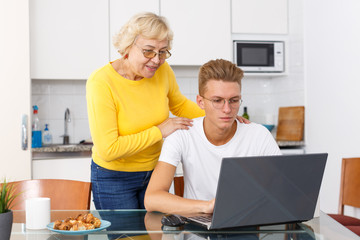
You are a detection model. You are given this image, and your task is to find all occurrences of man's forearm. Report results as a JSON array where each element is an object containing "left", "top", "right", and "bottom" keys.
[{"left": 145, "top": 190, "right": 213, "bottom": 214}]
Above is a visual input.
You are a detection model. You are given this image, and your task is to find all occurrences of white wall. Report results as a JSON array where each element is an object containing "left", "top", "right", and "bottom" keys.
[{"left": 304, "top": 0, "right": 360, "bottom": 215}]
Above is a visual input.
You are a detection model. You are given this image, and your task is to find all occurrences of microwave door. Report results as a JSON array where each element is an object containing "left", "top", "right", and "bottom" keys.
[
  {"left": 241, "top": 47, "right": 273, "bottom": 67},
  {"left": 234, "top": 41, "right": 284, "bottom": 73},
  {"left": 237, "top": 43, "right": 274, "bottom": 67}
]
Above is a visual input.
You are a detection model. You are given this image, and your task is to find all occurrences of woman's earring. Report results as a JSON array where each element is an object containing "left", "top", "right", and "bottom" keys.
[{"left": 124, "top": 54, "right": 129, "bottom": 59}]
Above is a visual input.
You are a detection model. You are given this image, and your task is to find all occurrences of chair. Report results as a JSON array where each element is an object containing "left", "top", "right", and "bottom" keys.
[
  {"left": 328, "top": 158, "right": 360, "bottom": 236},
  {"left": 174, "top": 176, "right": 184, "bottom": 197},
  {"left": 6, "top": 179, "right": 91, "bottom": 210}
]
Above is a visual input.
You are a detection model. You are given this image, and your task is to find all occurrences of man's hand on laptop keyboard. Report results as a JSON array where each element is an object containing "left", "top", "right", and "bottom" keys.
[{"left": 202, "top": 198, "right": 215, "bottom": 214}]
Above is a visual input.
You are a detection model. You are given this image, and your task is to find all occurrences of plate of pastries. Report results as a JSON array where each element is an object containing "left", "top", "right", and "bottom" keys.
[{"left": 47, "top": 213, "right": 111, "bottom": 235}]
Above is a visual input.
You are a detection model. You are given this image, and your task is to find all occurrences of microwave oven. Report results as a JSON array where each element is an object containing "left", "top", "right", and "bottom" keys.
[{"left": 233, "top": 40, "right": 285, "bottom": 73}]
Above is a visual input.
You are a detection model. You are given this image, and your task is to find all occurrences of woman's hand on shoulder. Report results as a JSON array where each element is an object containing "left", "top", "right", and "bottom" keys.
[
  {"left": 157, "top": 117, "right": 193, "bottom": 138},
  {"left": 236, "top": 115, "right": 251, "bottom": 124}
]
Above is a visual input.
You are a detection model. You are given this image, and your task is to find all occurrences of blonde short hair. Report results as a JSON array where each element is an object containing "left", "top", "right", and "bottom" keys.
[
  {"left": 198, "top": 59, "right": 244, "bottom": 96},
  {"left": 113, "top": 12, "right": 174, "bottom": 56}
]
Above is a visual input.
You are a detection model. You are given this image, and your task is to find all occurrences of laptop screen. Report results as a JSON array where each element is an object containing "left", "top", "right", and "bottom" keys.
[{"left": 211, "top": 153, "right": 327, "bottom": 229}]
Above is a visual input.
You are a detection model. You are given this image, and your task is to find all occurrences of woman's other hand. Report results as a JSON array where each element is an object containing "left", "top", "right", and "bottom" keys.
[
  {"left": 236, "top": 115, "right": 251, "bottom": 124},
  {"left": 157, "top": 117, "right": 193, "bottom": 138}
]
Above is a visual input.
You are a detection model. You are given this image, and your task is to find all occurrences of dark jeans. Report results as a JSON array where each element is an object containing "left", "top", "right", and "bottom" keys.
[{"left": 91, "top": 160, "right": 153, "bottom": 210}]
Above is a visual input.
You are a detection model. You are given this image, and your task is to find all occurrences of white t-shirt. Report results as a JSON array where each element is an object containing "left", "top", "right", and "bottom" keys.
[{"left": 159, "top": 117, "right": 281, "bottom": 201}]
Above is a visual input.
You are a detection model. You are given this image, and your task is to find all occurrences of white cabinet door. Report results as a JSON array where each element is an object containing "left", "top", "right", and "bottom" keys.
[
  {"left": 109, "top": 0, "right": 159, "bottom": 61},
  {"left": 32, "top": 158, "right": 91, "bottom": 182},
  {"left": 232, "top": 0, "right": 288, "bottom": 34},
  {"left": 0, "top": 0, "right": 31, "bottom": 180},
  {"left": 30, "top": 0, "right": 109, "bottom": 79},
  {"left": 161, "top": 0, "right": 232, "bottom": 65},
  {"left": 32, "top": 158, "right": 94, "bottom": 208}
]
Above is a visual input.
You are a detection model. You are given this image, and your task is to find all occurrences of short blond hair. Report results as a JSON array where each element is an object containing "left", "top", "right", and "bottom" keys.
[
  {"left": 113, "top": 12, "right": 174, "bottom": 56},
  {"left": 198, "top": 59, "right": 244, "bottom": 96}
]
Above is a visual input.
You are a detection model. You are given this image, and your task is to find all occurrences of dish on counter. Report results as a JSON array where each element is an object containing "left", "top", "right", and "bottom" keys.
[
  {"left": 47, "top": 220, "right": 111, "bottom": 235},
  {"left": 262, "top": 124, "right": 275, "bottom": 132}
]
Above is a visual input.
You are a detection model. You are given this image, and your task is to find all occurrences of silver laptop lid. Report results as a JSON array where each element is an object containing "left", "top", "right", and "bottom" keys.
[{"left": 211, "top": 153, "right": 327, "bottom": 229}]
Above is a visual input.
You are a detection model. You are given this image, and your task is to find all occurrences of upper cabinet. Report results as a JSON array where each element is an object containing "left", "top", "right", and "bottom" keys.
[
  {"left": 109, "top": 0, "right": 160, "bottom": 61},
  {"left": 161, "top": 0, "right": 232, "bottom": 66},
  {"left": 29, "top": 0, "right": 288, "bottom": 79},
  {"left": 30, "top": 0, "right": 109, "bottom": 79},
  {"left": 111, "top": 0, "right": 232, "bottom": 66},
  {"left": 231, "top": 0, "right": 288, "bottom": 34}
]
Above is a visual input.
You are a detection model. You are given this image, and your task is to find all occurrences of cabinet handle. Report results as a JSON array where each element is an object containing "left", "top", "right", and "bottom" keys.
[{"left": 22, "top": 114, "right": 28, "bottom": 150}]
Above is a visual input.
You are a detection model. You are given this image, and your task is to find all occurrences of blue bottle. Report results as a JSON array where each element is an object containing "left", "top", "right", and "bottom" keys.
[{"left": 32, "top": 105, "right": 42, "bottom": 148}]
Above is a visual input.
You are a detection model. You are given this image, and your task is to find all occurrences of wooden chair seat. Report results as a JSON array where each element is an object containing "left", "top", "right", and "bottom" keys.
[
  {"left": 346, "top": 226, "right": 360, "bottom": 236},
  {"left": 5, "top": 179, "right": 91, "bottom": 210},
  {"left": 328, "top": 214, "right": 360, "bottom": 226},
  {"left": 174, "top": 176, "right": 184, "bottom": 197},
  {"left": 328, "top": 158, "right": 360, "bottom": 236}
]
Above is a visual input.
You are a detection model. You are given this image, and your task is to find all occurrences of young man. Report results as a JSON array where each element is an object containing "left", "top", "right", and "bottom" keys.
[{"left": 144, "top": 59, "right": 281, "bottom": 214}]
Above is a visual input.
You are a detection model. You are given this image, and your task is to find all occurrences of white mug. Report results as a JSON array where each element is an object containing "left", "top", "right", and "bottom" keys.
[{"left": 25, "top": 197, "right": 51, "bottom": 229}]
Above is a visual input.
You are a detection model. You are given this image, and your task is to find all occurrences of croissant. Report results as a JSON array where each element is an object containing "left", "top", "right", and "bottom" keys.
[
  {"left": 84, "top": 223, "right": 95, "bottom": 230},
  {"left": 53, "top": 220, "right": 62, "bottom": 230},
  {"left": 58, "top": 222, "right": 72, "bottom": 230},
  {"left": 70, "top": 221, "right": 86, "bottom": 231},
  {"left": 69, "top": 219, "right": 78, "bottom": 225},
  {"left": 83, "top": 213, "right": 95, "bottom": 224},
  {"left": 75, "top": 214, "right": 84, "bottom": 221},
  {"left": 93, "top": 218, "right": 101, "bottom": 228},
  {"left": 64, "top": 217, "right": 73, "bottom": 223},
  {"left": 53, "top": 213, "right": 102, "bottom": 231}
]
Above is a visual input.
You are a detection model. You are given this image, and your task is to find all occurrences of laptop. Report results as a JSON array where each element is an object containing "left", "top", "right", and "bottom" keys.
[{"left": 183, "top": 153, "right": 328, "bottom": 230}]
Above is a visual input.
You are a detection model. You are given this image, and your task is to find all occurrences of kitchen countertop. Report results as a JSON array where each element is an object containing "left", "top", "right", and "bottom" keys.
[
  {"left": 277, "top": 140, "right": 305, "bottom": 148},
  {"left": 31, "top": 140, "right": 305, "bottom": 160},
  {"left": 32, "top": 144, "right": 92, "bottom": 159},
  {"left": 32, "top": 144, "right": 93, "bottom": 152},
  {"left": 32, "top": 141, "right": 304, "bottom": 153}
]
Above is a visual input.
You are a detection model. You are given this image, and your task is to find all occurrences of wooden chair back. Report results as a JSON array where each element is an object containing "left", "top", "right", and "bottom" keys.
[
  {"left": 5, "top": 179, "right": 91, "bottom": 210},
  {"left": 174, "top": 176, "right": 184, "bottom": 197},
  {"left": 338, "top": 158, "right": 360, "bottom": 214}
]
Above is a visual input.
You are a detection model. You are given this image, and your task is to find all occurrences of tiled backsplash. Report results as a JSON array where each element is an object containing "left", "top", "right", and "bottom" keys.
[
  {"left": 32, "top": 63, "right": 304, "bottom": 144},
  {"left": 32, "top": 80, "right": 89, "bottom": 144}
]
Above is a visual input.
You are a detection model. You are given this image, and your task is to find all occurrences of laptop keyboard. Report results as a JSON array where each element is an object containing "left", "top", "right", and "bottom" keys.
[{"left": 188, "top": 215, "right": 212, "bottom": 224}]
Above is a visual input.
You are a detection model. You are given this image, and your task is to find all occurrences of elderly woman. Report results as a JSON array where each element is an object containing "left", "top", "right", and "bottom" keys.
[{"left": 86, "top": 12, "right": 248, "bottom": 210}]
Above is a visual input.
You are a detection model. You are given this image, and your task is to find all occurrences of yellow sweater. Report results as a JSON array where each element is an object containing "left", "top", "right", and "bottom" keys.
[{"left": 86, "top": 61, "right": 204, "bottom": 172}]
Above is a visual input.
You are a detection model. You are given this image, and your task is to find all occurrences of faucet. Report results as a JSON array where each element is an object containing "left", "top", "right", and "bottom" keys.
[{"left": 63, "top": 108, "right": 71, "bottom": 145}]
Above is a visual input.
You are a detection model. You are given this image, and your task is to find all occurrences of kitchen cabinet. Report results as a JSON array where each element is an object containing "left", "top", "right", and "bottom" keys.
[
  {"left": 0, "top": 0, "right": 31, "bottom": 180},
  {"left": 32, "top": 157, "right": 94, "bottom": 208},
  {"left": 231, "top": 0, "right": 288, "bottom": 34},
  {"left": 30, "top": 0, "right": 233, "bottom": 73},
  {"left": 110, "top": 0, "right": 231, "bottom": 65},
  {"left": 32, "top": 158, "right": 91, "bottom": 182},
  {"left": 30, "top": 0, "right": 109, "bottom": 79},
  {"left": 109, "top": 0, "right": 159, "bottom": 61},
  {"left": 160, "top": 0, "right": 232, "bottom": 65}
]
